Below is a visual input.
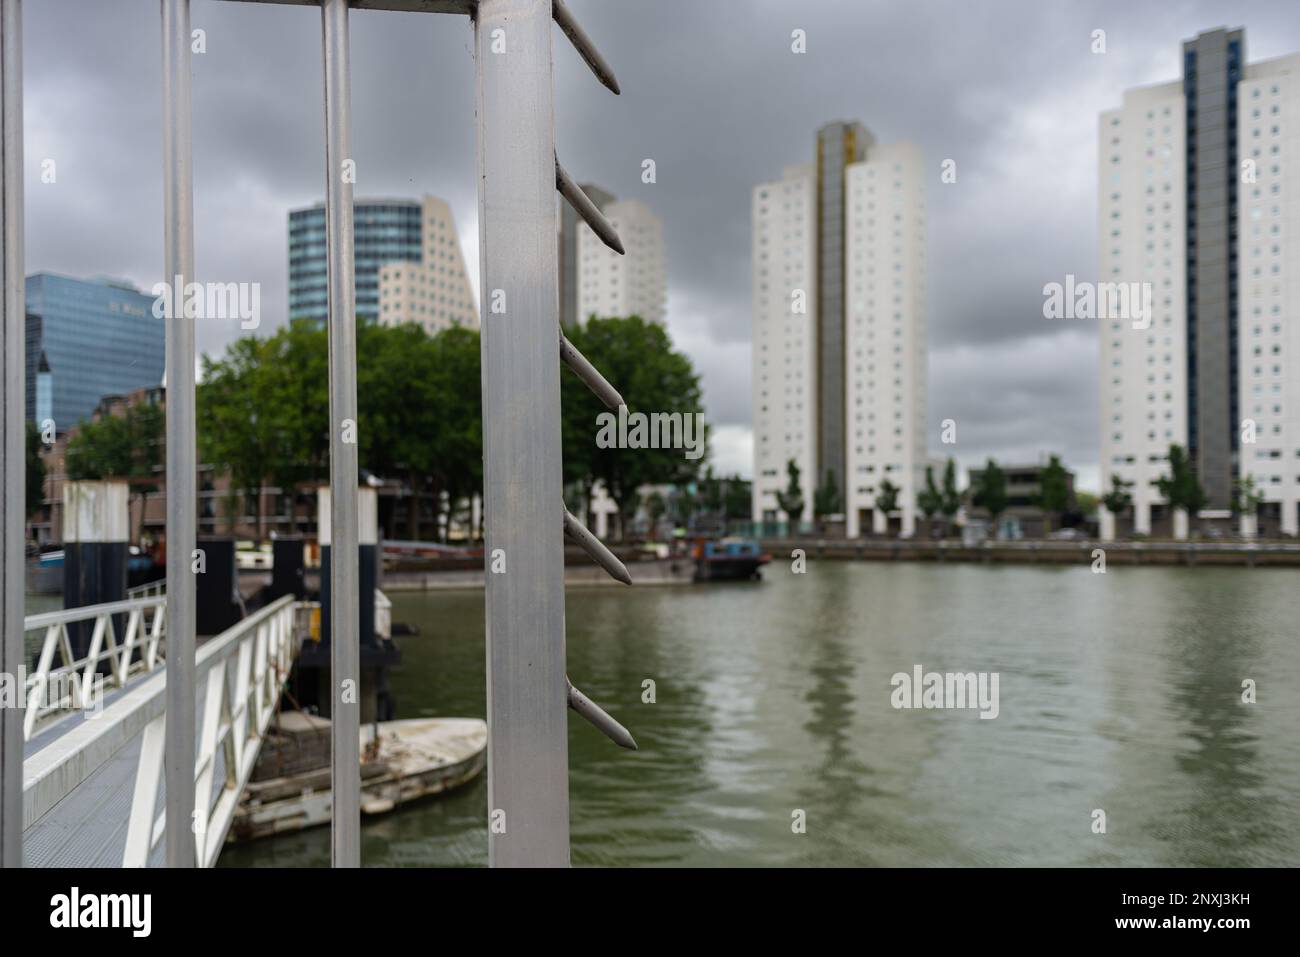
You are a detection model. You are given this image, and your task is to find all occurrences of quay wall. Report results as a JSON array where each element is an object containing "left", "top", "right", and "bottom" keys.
[{"left": 759, "top": 538, "right": 1300, "bottom": 568}]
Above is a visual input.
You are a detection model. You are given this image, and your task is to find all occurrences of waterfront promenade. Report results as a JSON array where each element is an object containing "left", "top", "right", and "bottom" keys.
[{"left": 760, "top": 537, "right": 1300, "bottom": 568}]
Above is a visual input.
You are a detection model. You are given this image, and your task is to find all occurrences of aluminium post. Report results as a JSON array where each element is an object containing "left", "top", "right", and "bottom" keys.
[
  {"left": 321, "top": 0, "right": 360, "bottom": 869},
  {"left": 0, "top": 0, "right": 22, "bottom": 871},
  {"left": 474, "top": 0, "right": 571, "bottom": 867},
  {"left": 161, "top": 0, "right": 197, "bottom": 869}
]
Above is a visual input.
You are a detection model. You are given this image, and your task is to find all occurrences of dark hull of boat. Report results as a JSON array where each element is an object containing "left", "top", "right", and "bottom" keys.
[{"left": 693, "top": 558, "right": 768, "bottom": 582}]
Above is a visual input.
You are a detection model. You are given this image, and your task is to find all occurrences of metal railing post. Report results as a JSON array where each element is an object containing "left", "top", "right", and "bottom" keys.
[
  {"left": 161, "top": 0, "right": 197, "bottom": 869},
  {"left": 474, "top": 0, "right": 571, "bottom": 867},
  {"left": 10, "top": 0, "right": 637, "bottom": 870},
  {"left": 0, "top": 0, "right": 23, "bottom": 871},
  {"left": 321, "top": 0, "right": 360, "bottom": 869}
]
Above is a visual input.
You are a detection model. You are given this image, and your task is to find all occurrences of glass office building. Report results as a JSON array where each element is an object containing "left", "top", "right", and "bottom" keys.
[
  {"left": 288, "top": 199, "right": 424, "bottom": 323},
  {"left": 25, "top": 273, "right": 165, "bottom": 432}
]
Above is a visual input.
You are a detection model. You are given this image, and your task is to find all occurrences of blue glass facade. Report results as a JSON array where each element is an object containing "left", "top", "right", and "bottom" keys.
[
  {"left": 1182, "top": 28, "right": 1245, "bottom": 508},
  {"left": 288, "top": 199, "right": 423, "bottom": 323},
  {"left": 25, "top": 274, "right": 165, "bottom": 431}
]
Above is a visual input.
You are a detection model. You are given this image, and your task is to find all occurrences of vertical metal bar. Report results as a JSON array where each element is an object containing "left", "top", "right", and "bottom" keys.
[
  {"left": 474, "top": 0, "right": 570, "bottom": 867},
  {"left": 321, "top": 0, "right": 359, "bottom": 869},
  {"left": 0, "top": 0, "right": 23, "bottom": 871},
  {"left": 161, "top": 0, "right": 196, "bottom": 869}
]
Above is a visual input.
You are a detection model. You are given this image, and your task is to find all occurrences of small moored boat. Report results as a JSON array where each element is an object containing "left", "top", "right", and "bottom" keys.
[
  {"left": 228, "top": 713, "right": 486, "bottom": 842},
  {"left": 692, "top": 537, "right": 771, "bottom": 582}
]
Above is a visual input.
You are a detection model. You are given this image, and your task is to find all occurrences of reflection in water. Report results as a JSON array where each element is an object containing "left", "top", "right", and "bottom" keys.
[
  {"left": 218, "top": 563, "right": 1300, "bottom": 867},
  {"left": 796, "top": 569, "right": 872, "bottom": 865},
  {"left": 1160, "top": 576, "right": 1278, "bottom": 866}
]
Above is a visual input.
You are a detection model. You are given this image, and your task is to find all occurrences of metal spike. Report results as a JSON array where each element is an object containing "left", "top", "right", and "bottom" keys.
[
  {"left": 567, "top": 677, "right": 637, "bottom": 750},
  {"left": 560, "top": 332, "right": 625, "bottom": 410},
  {"left": 556, "top": 158, "right": 624, "bottom": 255},
  {"left": 563, "top": 507, "right": 632, "bottom": 585},
  {"left": 552, "top": 0, "right": 620, "bottom": 95}
]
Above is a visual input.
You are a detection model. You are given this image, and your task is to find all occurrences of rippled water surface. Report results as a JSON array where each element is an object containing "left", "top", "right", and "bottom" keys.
[{"left": 218, "top": 562, "right": 1300, "bottom": 867}]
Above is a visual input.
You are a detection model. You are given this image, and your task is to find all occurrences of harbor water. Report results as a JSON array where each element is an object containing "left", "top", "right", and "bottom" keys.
[{"left": 218, "top": 561, "right": 1300, "bottom": 867}]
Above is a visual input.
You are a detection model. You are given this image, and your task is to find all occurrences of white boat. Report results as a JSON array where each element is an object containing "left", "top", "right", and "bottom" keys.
[{"left": 227, "top": 714, "right": 487, "bottom": 842}]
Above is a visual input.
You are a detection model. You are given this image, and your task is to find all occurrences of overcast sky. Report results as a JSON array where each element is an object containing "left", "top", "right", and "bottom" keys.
[{"left": 22, "top": 0, "right": 1300, "bottom": 491}]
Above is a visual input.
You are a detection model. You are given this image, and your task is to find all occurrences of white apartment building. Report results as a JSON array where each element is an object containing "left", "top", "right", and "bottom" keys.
[
  {"left": 752, "top": 123, "right": 927, "bottom": 537},
  {"left": 1097, "top": 79, "right": 1189, "bottom": 535},
  {"left": 377, "top": 195, "right": 478, "bottom": 335},
  {"left": 575, "top": 198, "right": 666, "bottom": 325},
  {"left": 1238, "top": 54, "right": 1300, "bottom": 536},
  {"left": 845, "top": 142, "right": 928, "bottom": 538},
  {"left": 1100, "top": 29, "right": 1300, "bottom": 537},
  {"left": 752, "top": 163, "right": 818, "bottom": 525}
]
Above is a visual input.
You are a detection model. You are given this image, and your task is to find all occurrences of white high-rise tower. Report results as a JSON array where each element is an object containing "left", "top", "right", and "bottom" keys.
[
  {"left": 1100, "top": 28, "right": 1300, "bottom": 537},
  {"left": 752, "top": 122, "right": 928, "bottom": 537},
  {"left": 576, "top": 198, "right": 666, "bottom": 326}
]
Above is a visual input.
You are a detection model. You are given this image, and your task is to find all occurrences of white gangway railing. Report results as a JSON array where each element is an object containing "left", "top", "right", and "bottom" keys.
[
  {"left": 1, "top": 0, "right": 636, "bottom": 870},
  {"left": 126, "top": 578, "right": 167, "bottom": 600},
  {"left": 22, "top": 594, "right": 301, "bottom": 868},
  {"left": 22, "top": 596, "right": 167, "bottom": 740}
]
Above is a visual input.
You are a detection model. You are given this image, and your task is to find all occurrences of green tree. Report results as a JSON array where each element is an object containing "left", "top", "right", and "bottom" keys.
[
  {"left": 875, "top": 478, "right": 900, "bottom": 531},
  {"left": 65, "top": 414, "right": 134, "bottom": 481},
  {"left": 560, "top": 316, "right": 705, "bottom": 541},
  {"left": 1233, "top": 475, "right": 1263, "bottom": 517},
  {"left": 26, "top": 421, "right": 46, "bottom": 523},
  {"left": 1037, "top": 454, "right": 1071, "bottom": 533},
  {"left": 972, "top": 459, "right": 1008, "bottom": 536},
  {"left": 273, "top": 319, "right": 330, "bottom": 488},
  {"left": 1155, "top": 444, "right": 1205, "bottom": 538},
  {"left": 65, "top": 400, "right": 165, "bottom": 542},
  {"left": 723, "top": 475, "right": 751, "bottom": 521},
  {"left": 199, "top": 336, "right": 285, "bottom": 542},
  {"left": 356, "top": 321, "right": 481, "bottom": 540},
  {"left": 940, "top": 457, "right": 961, "bottom": 536},
  {"left": 199, "top": 320, "right": 485, "bottom": 543},
  {"left": 700, "top": 467, "right": 723, "bottom": 515},
  {"left": 1101, "top": 474, "right": 1133, "bottom": 519},
  {"left": 358, "top": 321, "right": 432, "bottom": 536},
  {"left": 675, "top": 489, "right": 697, "bottom": 527},
  {"left": 776, "top": 458, "right": 804, "bottom": 530},
  {"left": 127, "top": 401, "right": 165, "bottom": 541},
  {"left": 813, "top": 468, "right": 841, "bottom": 521},
  {"left": 917, "top": 465, "right": 942, "bottom": 535},
  {"left": 645, "top": 491, "right": 666, "bottom": 535},
  {"left": 258, "top": 320, "right": 329, "bottom": 531},
  {"left": 434, "top": 326, "right": 484, "bottom": 540}
]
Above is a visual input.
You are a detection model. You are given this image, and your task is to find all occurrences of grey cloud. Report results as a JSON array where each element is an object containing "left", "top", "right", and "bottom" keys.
[{"left": 22, "top": 0, "right": 1300, "bottom": 488}]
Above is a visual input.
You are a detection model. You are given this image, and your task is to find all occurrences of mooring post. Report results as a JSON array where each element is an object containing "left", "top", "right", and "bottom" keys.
[
  {"left": 321, "top": 0, "right": 360, "bottom": 869},
  {"left": 161, "top": 0, "right": 197, "bottom": 869},
  {"left": 474, "top": 0, "right": 571, "bottom": 867},
  {"left": 0, "top": 0, "right": 24, "bottom": 871}
]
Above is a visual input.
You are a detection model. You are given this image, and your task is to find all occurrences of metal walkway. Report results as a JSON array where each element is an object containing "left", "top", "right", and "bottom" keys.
[{"left": 21, "top": 595, "right": 304, "bottom": 867}]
